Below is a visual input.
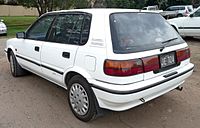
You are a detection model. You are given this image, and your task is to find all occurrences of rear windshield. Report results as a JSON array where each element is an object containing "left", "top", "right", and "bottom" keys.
[{"left": 110, "top": 12, "right": 184, "bottom": 54}]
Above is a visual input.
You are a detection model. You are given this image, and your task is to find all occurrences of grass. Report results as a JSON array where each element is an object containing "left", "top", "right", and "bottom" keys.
[{"left": 1, "top": 16, "right": 38, "bottom": 37}]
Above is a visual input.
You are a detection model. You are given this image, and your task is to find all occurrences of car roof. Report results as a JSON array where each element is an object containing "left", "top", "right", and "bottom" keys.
[
  {"left": 46, "top": 8, "right": 159, "bottom": 15},
  {"left": 170, "top": 5, "right": 192, "bottom": 7}
]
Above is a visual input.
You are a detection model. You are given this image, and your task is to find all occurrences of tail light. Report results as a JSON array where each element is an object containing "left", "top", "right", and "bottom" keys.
[
  {"left": 104, "top": 59, "right": 143, "bottom": 76},
  {"left": 104, "top": 56, "right": 160, "bottom": 76},
  {"left": 176, "top": 47, "right": 190, "bottom": 63},
  {"left": 104, "top": 47, "right": 190, "bottom": 77},
  {"left": 142, "top": 56, "right": 160, "bottom": 72}
]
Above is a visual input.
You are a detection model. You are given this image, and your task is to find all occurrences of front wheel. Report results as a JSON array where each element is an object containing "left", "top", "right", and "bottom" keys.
[
  {"left": 9, "top": 51, "right": 28, "bottom": 77},
  {"left": 68, "top": 75, "right": 97, "bottom": 122}
]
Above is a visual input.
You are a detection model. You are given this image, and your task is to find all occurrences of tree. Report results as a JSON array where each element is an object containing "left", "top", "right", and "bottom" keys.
[
  {"left": 71, "top": 0, "right": 92, "bottom": 8},
  {"left": 17, "top": 0, "right": 73, "bottom": 16},
  {"left": 105, "top": 0, "right": 139, "bottom": 8}
]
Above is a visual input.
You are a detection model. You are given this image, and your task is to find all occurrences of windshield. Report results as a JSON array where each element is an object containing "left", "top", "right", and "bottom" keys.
[{"left": 110, "top": 12, "right": 184, "bottom": 54}]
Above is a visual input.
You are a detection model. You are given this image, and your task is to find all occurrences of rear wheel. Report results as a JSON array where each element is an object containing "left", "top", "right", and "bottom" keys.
[
  {"left": 9, "top": 51, "right": 28, "bottom": 77},
  {"left": 177, "top": 14, "right": 183, "bottom": 17},
  {"left": 68, "top": 75, "right": 97, "bottom": 122}
]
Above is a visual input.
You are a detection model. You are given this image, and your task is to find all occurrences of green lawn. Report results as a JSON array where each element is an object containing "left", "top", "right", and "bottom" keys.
[{"left": 1, "top": 16, "right": 38, "bottom": 37}]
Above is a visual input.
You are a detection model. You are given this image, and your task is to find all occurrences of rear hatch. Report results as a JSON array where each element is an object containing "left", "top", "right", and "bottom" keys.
[{"left": 105, "top": 12, "right": 190, "bottom": 82}]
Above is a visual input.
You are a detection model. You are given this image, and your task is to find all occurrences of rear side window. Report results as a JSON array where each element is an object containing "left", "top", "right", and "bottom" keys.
[
  {"left": 81, "top": 14, "right": 92, "bottom": 45},
  {"left": 49, "top": 14, "right": 84, "bottom": 45},
  {"left": 110, "top": 13, "right": 184, "bottom": 54},
  {"left": 179, "top": 7, "right": 185, "bottom": 10}
]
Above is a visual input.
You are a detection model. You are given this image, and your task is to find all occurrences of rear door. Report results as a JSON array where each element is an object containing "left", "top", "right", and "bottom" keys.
[
  {"left": 183, "top": 8, "right": 200, "bottom": 36},
  {"left": 41, "top": 13, "right": 85, "bottom": 85}
]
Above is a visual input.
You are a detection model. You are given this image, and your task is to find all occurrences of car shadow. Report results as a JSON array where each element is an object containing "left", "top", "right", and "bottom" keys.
[{"left": 183, "top": 37, "right": 200, "bottom": 42}]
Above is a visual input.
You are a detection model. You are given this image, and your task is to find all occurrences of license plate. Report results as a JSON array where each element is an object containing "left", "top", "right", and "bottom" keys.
[{"left": 160, "top": 52, "right": 175, "bottom": 68}]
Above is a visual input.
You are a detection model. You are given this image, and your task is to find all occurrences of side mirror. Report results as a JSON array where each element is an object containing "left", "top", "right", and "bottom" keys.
[
  {"left": 189, "top": 14, "right": 194, "bottom": 17},
  {"left": 16, "top": 32, "right": 25, "bottom": 39}
]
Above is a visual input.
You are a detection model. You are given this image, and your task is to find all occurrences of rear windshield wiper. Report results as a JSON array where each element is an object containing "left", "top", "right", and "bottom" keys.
[{"left": 160, "top": 37, "right": 178, "bottom": 52}]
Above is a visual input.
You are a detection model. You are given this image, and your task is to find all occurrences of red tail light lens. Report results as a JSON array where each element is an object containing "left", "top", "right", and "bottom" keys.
[
  {"left": 104, "top": 48, "right": 190, "bottom": 77},
  {"left": 104, "top": 59, "right": 143, "bottom": 76},
  {"left": 142, "top": 56, "right": 160, "bottom": 72},
  {"left": 176, "top": 47, "right": 190, "bottom": 63}
]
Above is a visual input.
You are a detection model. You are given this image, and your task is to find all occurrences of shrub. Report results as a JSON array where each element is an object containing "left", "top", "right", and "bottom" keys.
[
  {"left": 0, "top": 0, "right": 4, "bottom": 5},
  {"left": 6, "top": 0, "right": 18, "bottom": 5}
]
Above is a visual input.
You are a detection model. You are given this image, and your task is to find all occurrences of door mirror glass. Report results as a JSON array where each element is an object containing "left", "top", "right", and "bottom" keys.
[{"left": 16, "top": 32, "right": 25, "bottom": 39}]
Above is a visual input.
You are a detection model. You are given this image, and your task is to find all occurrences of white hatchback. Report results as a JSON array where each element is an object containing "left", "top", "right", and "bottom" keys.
[{"left": 5, "top": 9, "right": 194, "bottom": 122}]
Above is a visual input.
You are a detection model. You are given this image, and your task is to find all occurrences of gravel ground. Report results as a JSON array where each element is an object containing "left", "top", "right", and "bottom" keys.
[{"left": 0, "top": 37, "right": 199, "bottom": 128}]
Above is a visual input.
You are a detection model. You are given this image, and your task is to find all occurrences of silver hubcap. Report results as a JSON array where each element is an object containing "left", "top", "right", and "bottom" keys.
[
  {"left": 69, "top": 83, "right": 89, "bottom": 116},
  {"left": 10, "top": 55, "right": 14, "bottom": 73}
]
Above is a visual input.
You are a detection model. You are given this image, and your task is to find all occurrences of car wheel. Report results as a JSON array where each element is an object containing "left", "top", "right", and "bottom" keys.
[
  {"left": 68, "top": 75, "right": 97, "bottom": 122},
  {"left": 9, "top": 51, "right": 28, "bottom": 77},
  {"left": 177, "top": 14, "right": 183, "bottom": 17}
]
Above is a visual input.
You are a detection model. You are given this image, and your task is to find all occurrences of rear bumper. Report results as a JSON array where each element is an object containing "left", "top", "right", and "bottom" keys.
[{"left": 90, "top": 63, "right": 194, "bottom": 111}]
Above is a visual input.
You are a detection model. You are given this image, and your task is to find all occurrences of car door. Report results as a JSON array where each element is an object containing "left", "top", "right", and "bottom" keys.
[
  {"left": 41, "top": 13, "right": 86, "bottom": 86},
  {"left": 183, "top": 8, "right": 200, "bottom": 36},
  {"left": 16, "top": 15, "right": 55, "bottom": 74}
]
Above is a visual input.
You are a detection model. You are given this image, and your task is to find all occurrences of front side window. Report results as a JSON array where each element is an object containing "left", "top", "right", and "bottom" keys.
[
  {"left": 26, "top": 15, "right": 55, "bottom": 40},
  {"left": 166, "top": 7, "right": 171, "bottom": 11},
  {"left": 49, "top": 14, "right": 84, "bottom": 45},
  {"left": 171, "top": 7, "right": 178, "bottom": 11},
  {"left": 110, "top": 13, "right": 184, "bottom": 54},
  {"left": 187, "top": 7, "right": 193, "bottom": 12}
]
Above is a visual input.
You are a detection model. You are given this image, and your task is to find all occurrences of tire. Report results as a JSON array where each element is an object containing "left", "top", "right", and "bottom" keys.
[
  {"left": 177, "top": 14, "right": 183, "bottom": 17},
  {"left": 9, "top": 51, "right": 28, "bottom": 77},
  {"left": 68, "top": 75, "right": 97, "bottom": 122}
]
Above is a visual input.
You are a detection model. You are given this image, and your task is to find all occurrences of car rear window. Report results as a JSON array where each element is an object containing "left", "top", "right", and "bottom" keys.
[{"left": 110, "top": 12, "right": 184, "bottom": 54}]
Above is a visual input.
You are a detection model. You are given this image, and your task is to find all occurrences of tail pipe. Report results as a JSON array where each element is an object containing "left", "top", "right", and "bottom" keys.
[{"left": 176, "top": 86, "right": 183, "bottom": 91}]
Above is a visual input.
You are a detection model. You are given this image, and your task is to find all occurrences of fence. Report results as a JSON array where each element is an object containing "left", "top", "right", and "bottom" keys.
[{"left": 0, "top": 5, "right": 38, "bottom": 16}]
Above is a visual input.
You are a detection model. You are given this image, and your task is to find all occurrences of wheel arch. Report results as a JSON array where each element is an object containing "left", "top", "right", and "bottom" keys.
[
  {"left": 63, "top": 67, "right": 93, "bottom": 88},
  {"left": 6, "top": 46, "right": 16, "bottom": 62}
]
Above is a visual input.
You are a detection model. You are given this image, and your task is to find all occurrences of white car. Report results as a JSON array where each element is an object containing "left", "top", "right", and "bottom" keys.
[
  {"left": 4, "top": 9, "right": 194, "bottom": 122},
  {"left": 168, "top": 6, "right": 200, "bottom": 37},
  {"left": 0, "top": 19, "right": 7, "bottom": 35},
  {"left": 166, "top": 5, "right": 193, "bottom": 17}
]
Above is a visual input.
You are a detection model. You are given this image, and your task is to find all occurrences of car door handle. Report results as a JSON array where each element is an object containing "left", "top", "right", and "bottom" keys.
[
  {"left": 34, "top": 46, "right": 40, "bottom": 52},
  {"left": 62, "top": 52, "right": 70, "bottom": 58}
]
